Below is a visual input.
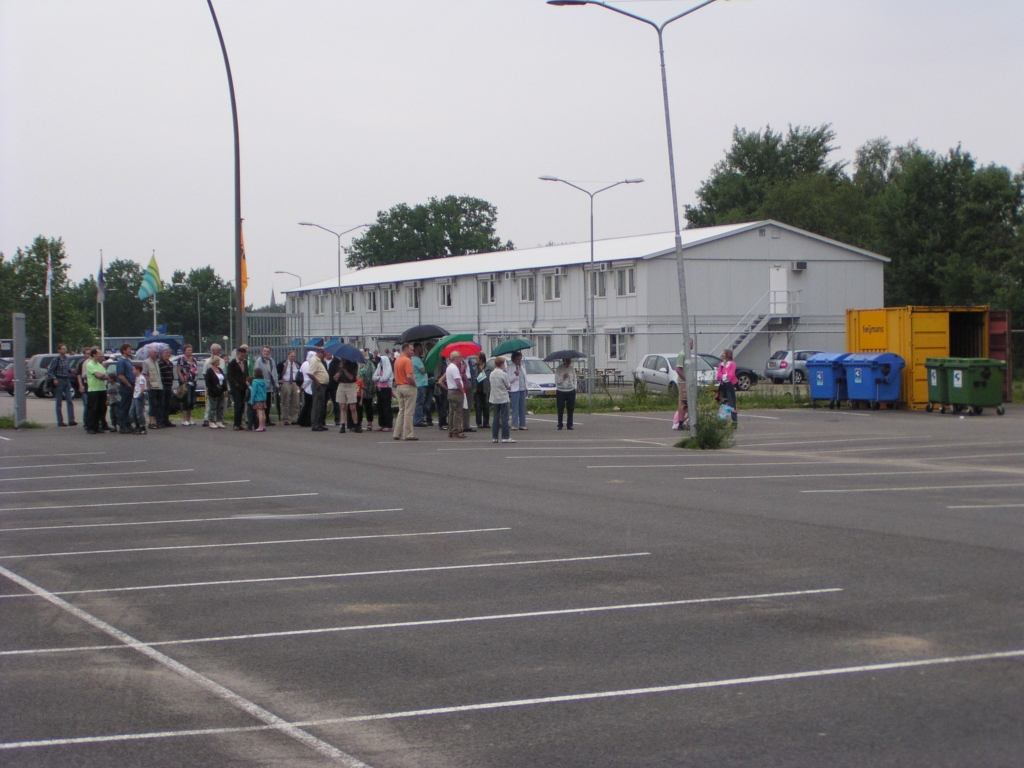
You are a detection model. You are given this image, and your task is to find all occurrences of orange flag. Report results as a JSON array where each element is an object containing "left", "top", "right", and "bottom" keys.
[{"left": 239, "top": 221, "right": 248, "bottom": 306}]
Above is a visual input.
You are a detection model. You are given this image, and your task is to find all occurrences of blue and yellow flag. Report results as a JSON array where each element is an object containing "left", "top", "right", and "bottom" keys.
[{"left": 138, "top": 254, "right": 161, "bottom": 300}]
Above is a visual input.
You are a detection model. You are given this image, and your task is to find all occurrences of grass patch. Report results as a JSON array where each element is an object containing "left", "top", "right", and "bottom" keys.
[
  {"left": 736, "top": 388, "right": 811, "bottom": 409},
  {"left": 674, "top": 389, "right": 735, "bottom": 450},
  {"left": 0, "top": 415, "right": 43, "bottom": 429}
]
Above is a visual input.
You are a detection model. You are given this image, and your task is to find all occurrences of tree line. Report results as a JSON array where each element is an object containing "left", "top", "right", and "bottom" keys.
[
  {"left": 0, "top": 238, "right": 241, "bottom": 355},
  {"left": 685, "top": 124, "right": 1024, "bottom": 316}
]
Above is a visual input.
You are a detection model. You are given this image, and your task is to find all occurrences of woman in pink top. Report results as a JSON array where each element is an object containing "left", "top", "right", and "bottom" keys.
[{"left": 716, "top": 349, "right": 739, "bottom": 426}]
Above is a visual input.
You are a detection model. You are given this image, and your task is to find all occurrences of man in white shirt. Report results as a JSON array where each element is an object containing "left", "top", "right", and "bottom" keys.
[
  {"left": 279, "top": 350, "right": 301, "bottom": 424},
  {"left": 445, "top": 351, "right": 467, "bottom": 439},
  {"left": 554, "top": 357, "right": 578, "bottom": 430}
]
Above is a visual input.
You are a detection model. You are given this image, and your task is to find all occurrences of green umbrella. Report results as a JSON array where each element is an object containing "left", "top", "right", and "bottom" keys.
[
  {"left": 423, "top": 333, "right": 475, "bottom": 374},
  {"left": 491, "top": 337, "right": 534, "bottom": 357}
]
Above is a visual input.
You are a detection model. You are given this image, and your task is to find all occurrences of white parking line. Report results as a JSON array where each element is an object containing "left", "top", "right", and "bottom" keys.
[
  {"left": 0, "top": 436, "right": 10, "bottom": 441},
  {"left": 0, "top": 479, "right": 247, "bottom": 496},
  {"left": 1, "top": 587, "right": 838, "bottom": 654},
  {"left": 0, "top": 452, "right": 106, "bottom": 460},
  {"left": 0, "top": 492, "right": 318, "bottom": 513},
  {"left": 0, "top": 468, "right": 194, "bottom": 483},
  {"left": 947, "top": 502, "right": 1024, "bottom": 510},
  {"left": 0, "top": 552, "right": 649, "bottom": 599},
  {"left": 813, "top": 440, "right": 1024, "bottom": 455},
  {"left": 0, "top": 508, "right": 402, "bottom": 533},
  {"left": 0, "top": 527, "right": 511, "bottom": 560},
  {"left": 803, "top": 482, "right": 1024, "bottom": 494},
  {"left": 4, "top": 646, "right": 1021, "bottom": 750},
  {"left": 0, "top": 459, "right": 145, "bottom": 471},
  {"left": 0, "top": 564, "right": 370, "bottom": 766},
  {"left": 738, "top": 435, "right": 926, "bottom": 448},
  {"left": 591, "top": 469, "right": 952, "bottom": 479}
]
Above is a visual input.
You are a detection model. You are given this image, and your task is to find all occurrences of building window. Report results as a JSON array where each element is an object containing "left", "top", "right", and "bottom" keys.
[
  {"left": 479, "top": 279, "right": 496, "bottom": 305},
  {"left": 342, "top": 292, "right": 356, "bottom": 314},
  {"left": 314, "top": 293, "right": 325, "bottom": 315},
  {"left": 569, "top": 333, "right": 585, "bottom": 353},
  {"left": 608, "top": 333, "right": 627, "bottom": 361},
  {"left": 406, "top": 286, "right": 420, "bottom": 309},
  {"left": 519, "top": 276, "right": 535, "bottom": 302},
  {"left": 588, "top": 270, "right": 606, "bottom": 298},
  {"left": 615, "top": 267, "right": 635, "bottom": 297},
  {"left": 523, "top": 333, "right": 552, "bottom": 359},
  {"left": 382, "top": 287, "right": 396, "bottom": 311},
  {"left": 364, "top": 290, "right": 378, "bottom": 312},
  {"left": 543, "top": 274, "right": 561, "bottom": 301},
  {"left": 438, "top": 283, "right": 453, "bottom": 307}
]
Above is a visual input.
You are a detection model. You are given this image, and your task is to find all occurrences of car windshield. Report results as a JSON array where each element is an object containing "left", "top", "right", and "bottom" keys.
[
  {"left": 524, "top": 360, "right": 553, "bottom": 375},
  {"left": 770, "top": 350, "right": 788, "bottom": 360}
]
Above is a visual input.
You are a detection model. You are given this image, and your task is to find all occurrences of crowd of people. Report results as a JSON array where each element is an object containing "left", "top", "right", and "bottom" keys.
[
  {"left": 44, "top": 340, "right": 585, "bottom": 440},
  {"left": 44, "top": 339, "right": 737, "bottom": 438}
]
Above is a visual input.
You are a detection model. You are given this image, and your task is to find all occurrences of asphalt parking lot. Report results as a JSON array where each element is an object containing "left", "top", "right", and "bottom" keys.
[{"left": 2, "top": 405, "right": 1023, "bottom": 767}]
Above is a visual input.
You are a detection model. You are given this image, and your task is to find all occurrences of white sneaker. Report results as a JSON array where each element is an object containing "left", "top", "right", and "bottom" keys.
[
  {"left": 492, "top": 439, "right": 498, "bottom": 443},
  {"left": 209, "top": 423, "right": 219, "bottom": 429},
  {"left": 217, "top": 422, "right": 227, "bottom": 428},
  {"left": 502, "top": 438, "right": 516, "bottom": 443}
]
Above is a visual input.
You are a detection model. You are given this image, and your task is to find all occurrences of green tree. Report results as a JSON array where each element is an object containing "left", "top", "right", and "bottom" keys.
[
  {"left": 97, "top": 259, "right": 150, "bottom": 337},
  {"left": 685, "top": 124, "right": 845, "bottom": 227},
  {"left": 0, "top": 237, "right": 93, "bottom": 354},
  {"left": 346, "top": 195, "right": 513, "bottom": 270},
  {"left": 161, "top": 267, "right": 234, "bottom": 349}
]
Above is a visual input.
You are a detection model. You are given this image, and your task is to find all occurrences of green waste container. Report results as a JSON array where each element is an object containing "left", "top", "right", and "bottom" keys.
[
  {"left": 944, "top": 358, "right": 1006, "bottom": 415},
  {"left": 924, "top": 358, "right": 951, "bottom": 413}
]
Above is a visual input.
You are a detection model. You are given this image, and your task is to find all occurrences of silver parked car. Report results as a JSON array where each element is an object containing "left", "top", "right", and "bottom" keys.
[
  {"left": 764, "top": 349, "right": 821, "bottom": 383},
  {"left": 633, "top": 353, "right": 716, "bottom": 397}
]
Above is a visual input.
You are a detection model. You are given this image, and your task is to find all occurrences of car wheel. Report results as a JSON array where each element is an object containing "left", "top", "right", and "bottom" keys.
[
  {"left": 793, "top": 370, "right": 805, "bottom": 384},
  {"left": 35, "top": 382, "right": 52, "bottom": 399},
  {"left": 736, "top": 374, "right": 755, "bottom": 391},
  {"left": 667, "top": 382, "right": 678, "bottom": 400}
]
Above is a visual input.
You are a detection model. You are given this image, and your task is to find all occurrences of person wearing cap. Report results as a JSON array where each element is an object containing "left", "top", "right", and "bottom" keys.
[{"left": 445, "top": 350, "right": 467, "bottom": 439}]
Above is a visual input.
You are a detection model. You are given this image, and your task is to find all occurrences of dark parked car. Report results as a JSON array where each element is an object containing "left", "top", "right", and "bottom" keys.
[
  {"left": 698, "top": 354, "right": 759, "bottom": 391},
  {"left": 0, "top": 360, "right": 14, "bottom": 395}
]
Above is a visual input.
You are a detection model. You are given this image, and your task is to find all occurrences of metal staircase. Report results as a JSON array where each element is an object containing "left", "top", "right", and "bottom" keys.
[
  {"left": 727, "top": 313, "right": 772, "bottom": 357},
  {"left": 709, "top": 290, "right": 801, "bottom": 357}
]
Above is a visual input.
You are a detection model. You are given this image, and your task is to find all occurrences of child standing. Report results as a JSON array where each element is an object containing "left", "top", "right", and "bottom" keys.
[
  {"left": 130, "top": 361, "right": 148, "bottom": 434},
  {"left": 250, "top": 368, "right": 268, "bottom": 432}
]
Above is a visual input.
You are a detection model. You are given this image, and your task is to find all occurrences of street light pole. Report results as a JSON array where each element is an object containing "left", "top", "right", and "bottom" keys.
[
  {"left": 298, "top": 222, "right": 370, "bottom": 339},
  {"left": 173, "top": 282, "right": 203, "bottom": 349},
  {"left": 274, "top": 270, "right": 303, "bottom": 286},
  {"left": 548, "top": 0, "right": 720, "bottom": 438},
  {"left": 539, "top": 176, "right": 643, "bottom": 403}
]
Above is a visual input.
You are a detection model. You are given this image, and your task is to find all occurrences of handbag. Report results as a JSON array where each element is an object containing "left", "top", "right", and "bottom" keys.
[{"left": 175, "top": 381, "right": 189, "bottom": 399}]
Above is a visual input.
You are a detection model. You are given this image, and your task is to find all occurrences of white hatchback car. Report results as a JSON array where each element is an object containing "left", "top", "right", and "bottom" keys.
[{"left": 633, "top": 353, "right": 716, "bottom": 397}]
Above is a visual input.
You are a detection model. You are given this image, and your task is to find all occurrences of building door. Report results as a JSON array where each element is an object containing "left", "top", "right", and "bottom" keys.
[{"left": 769, "top": 265, "right": 788, "bottom": 314}]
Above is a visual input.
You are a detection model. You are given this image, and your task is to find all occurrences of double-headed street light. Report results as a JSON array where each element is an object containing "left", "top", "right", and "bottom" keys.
[
  {"left": 539, "top": 176, "right": 643, "bottom": 401},
  {"left": 298, "top": 222, "right": 370, "bottom": 337},
  {"left": 548, "top": 0, "right": 722, "bottom": 437}
]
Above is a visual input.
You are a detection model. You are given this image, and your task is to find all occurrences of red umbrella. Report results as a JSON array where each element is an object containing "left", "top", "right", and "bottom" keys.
[{"left": 441, "top": 341, "right": 482, "bottom": 359}]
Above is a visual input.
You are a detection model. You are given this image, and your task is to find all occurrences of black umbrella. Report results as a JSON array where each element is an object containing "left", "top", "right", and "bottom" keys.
[
  {"left": 399, "top": 324, "right": 449, "bottom": 344},
  {"left": 544, "top": 349, "right": 586, "bottom": 363}
]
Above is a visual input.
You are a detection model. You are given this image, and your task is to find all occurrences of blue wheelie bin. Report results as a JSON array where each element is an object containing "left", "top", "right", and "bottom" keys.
[
  {"left": 807, "top": 353, "right": 849, "bottom": 409},
  {"left": 843, "top": 353, "right": 905, "bottom": 410}
]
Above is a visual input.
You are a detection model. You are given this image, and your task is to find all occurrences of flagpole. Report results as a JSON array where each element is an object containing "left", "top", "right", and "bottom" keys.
[
  {"left": 48, "top": 293, "right": 53, "bottom": 354},
  {"left": 47, "top": 252, "right": 53, "bottom": 354},
  {"left": 98, "top": 250, "right": 105, "bottom": 353}
]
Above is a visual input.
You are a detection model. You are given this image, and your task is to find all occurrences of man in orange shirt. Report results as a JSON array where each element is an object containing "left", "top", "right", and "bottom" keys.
[{"left": 392, "top": 342, "right": 418, "bottom": 441}]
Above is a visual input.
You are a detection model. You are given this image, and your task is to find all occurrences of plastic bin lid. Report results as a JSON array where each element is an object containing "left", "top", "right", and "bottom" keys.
[
  {"left": 807, "top": 353, "right": 849, "bottom": 364},
  {"left": 844, "top": 352, "right": 905, "bottom": 366}
]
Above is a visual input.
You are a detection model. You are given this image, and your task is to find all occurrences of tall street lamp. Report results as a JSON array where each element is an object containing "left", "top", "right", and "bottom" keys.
[
  {"left": 173, "top": 281, "right": 203, "bottom": 349},
  {"left": 274, "top": 270, "right": 302, "bottom": 286},
  {"left": 548, "top": 0, "right": 721, "bottom": 437},
  {"left": 298, "top": 222, "right": 370, "bottom": 338},
  {"left": 539, "top": 176, "right": 643, "bottom": 401}
]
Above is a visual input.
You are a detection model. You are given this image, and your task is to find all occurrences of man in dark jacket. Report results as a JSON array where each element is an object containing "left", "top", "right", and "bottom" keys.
[
  {"left": 326, "top": 353, "right": 343, "bottom": 428},
  {"left": 227, "top": 345, "right": 249, "bottom": 431}
]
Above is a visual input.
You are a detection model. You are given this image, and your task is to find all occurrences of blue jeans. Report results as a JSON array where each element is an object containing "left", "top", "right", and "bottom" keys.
[
  {"left": 53, "top": 379, "right": 75, "bottom": 425},
  {"left": 491, "top": 402, "right": 510, "bottom": 441},
  {"left": 510, "top": 390, "right": 527, "bottom": 429},
  {"left": 414, "top": 385, "right": 428, "bottom": 425},
  {"left": 118, "top": 384, "right": 133, "bottom": 430},
  {"left": 130, "top": 397, "right": 147, "bottom": 430}
]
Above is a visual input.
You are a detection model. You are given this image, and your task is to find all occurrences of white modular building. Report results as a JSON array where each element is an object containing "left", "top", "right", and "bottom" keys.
[{"left": 282, "top": 220, "right": 887, "bottom": 372}]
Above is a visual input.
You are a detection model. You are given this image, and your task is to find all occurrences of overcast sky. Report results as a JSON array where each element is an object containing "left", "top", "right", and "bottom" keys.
[{"left": 2, "top": 0, "right": 1022, "bottom": 309}]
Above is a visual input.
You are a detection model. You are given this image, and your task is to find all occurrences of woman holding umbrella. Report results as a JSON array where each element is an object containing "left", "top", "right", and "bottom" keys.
[
  {"left": 553, "top": 355, "right": 578, "bottom": 430},
  {"left": 508, "top": 351, "right": 528, "bottom": 430}
]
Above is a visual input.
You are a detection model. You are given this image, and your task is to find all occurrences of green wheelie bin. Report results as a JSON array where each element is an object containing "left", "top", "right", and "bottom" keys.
[
  {"left": 944, "top": 358, "right": 1007, "bottom": 416},
  {"left": 924, "top": 358, "right": 951, "bottom": 413}
]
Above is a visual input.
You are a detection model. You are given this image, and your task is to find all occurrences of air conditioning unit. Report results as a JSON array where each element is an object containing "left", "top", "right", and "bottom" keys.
[
  {"left": 504, "top": 271, "right": 513, "bottom": 281},
  {"left": 790, "top": 261, "right": 807, "bottom": 272},
  {"left": 406, "top": 280, "right": 421, "bottom": 288},
  {"left": 598, "top": 263, "right": 608, "bottom": 272},
  {"left": 478, "top": 273, "right": 495, "bottom": 281},
  {"left": 438, "top": 277, "right": 452, "bottom": 286},
  {"left": 554, "top": 267, "right": 563, "bottom": 277},
  {"left": 621, "top": 326, "right": 635, "bottom": 334}
]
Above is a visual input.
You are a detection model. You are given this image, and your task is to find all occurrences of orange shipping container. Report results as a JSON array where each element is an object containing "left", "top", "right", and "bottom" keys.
[{"left": 846, "top": 306, "right": 989, "bottom": 410}]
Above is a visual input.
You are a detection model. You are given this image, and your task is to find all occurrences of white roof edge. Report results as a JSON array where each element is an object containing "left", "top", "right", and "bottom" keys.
[{"left": 283, "top": 221, "right": 887, "bottom": 293}]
